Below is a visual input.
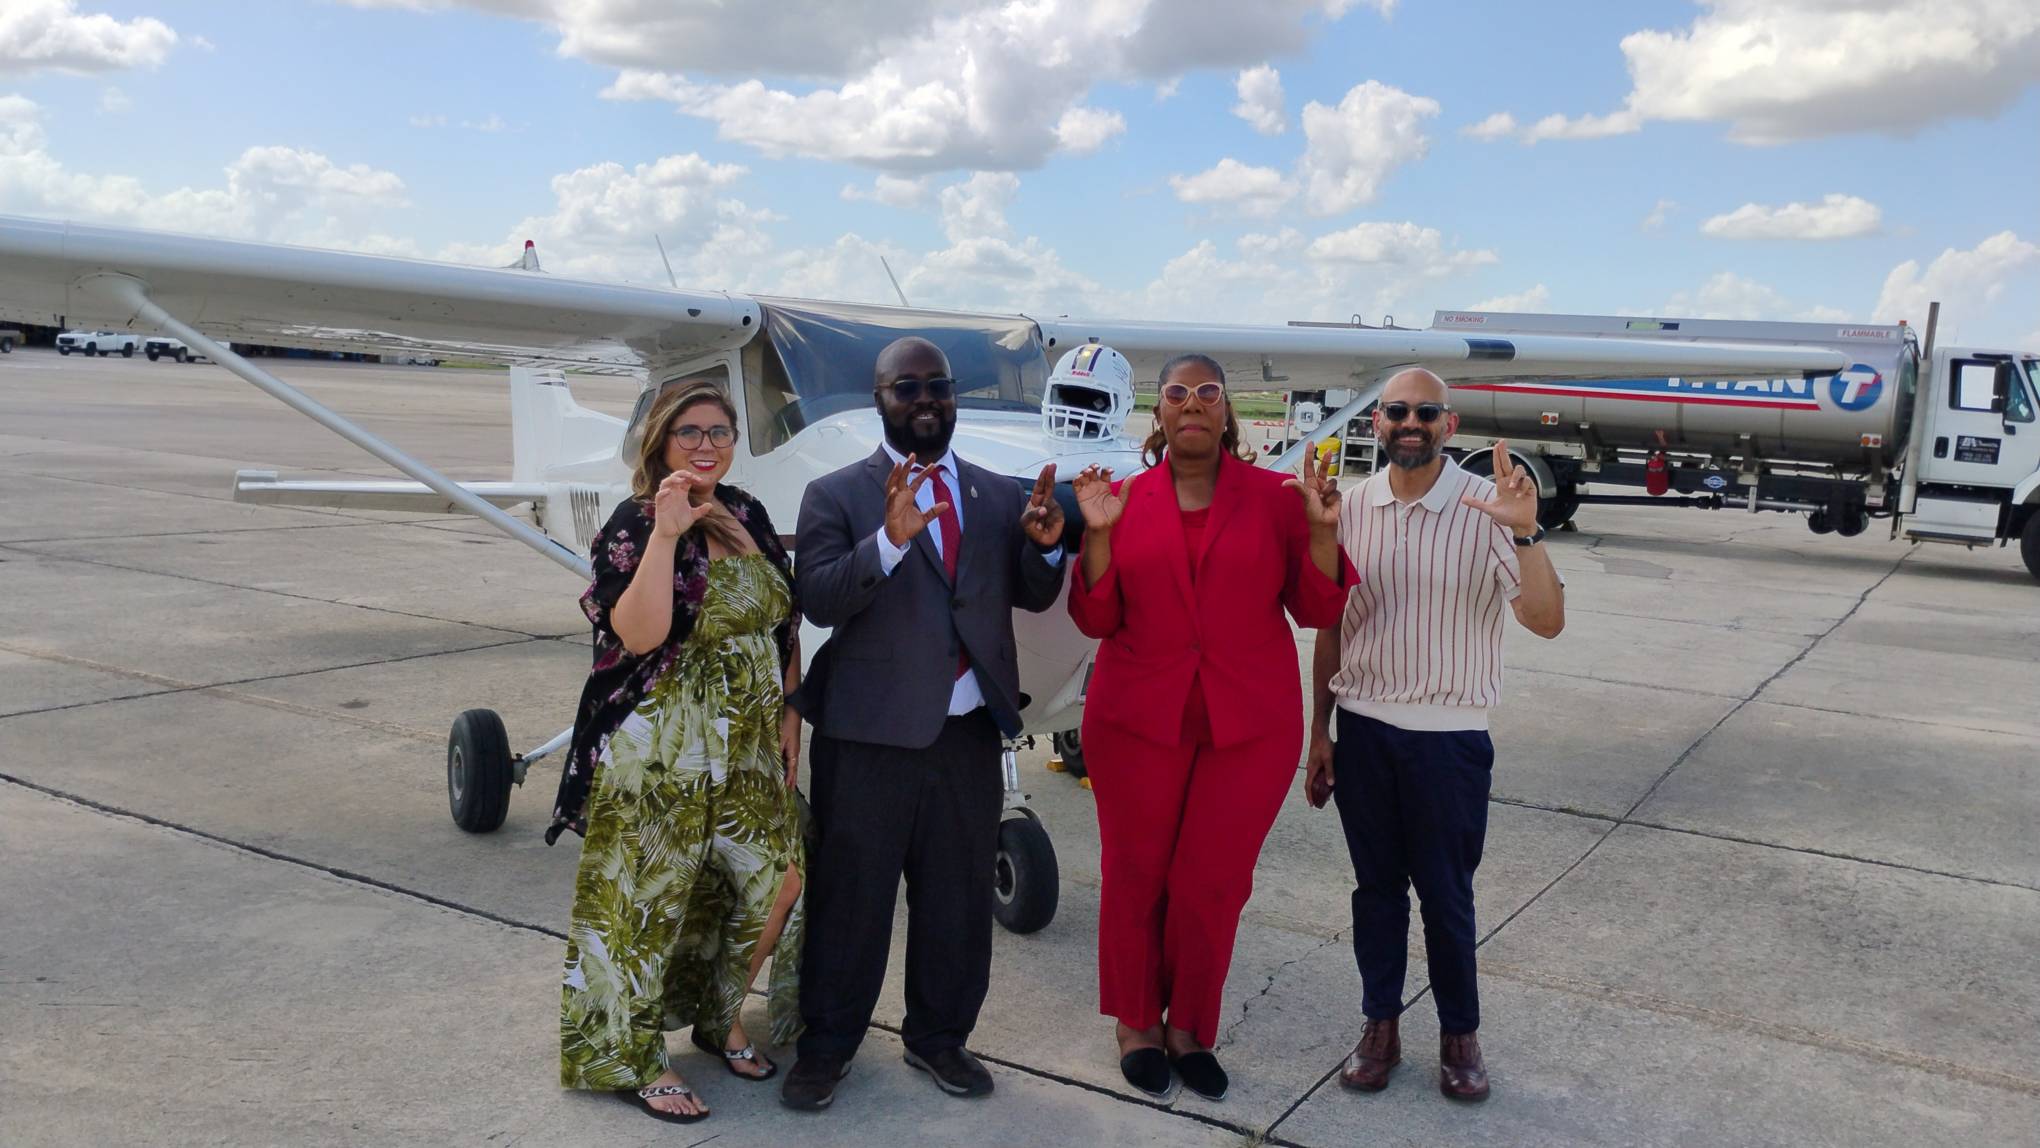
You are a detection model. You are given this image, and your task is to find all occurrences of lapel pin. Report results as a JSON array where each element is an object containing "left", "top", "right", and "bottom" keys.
[{"left": 970, "top": 485, "right": 978, "bottom": 498}]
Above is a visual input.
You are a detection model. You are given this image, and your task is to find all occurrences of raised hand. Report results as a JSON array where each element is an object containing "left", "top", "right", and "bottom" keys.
[
  {"left": 883, "top": 453, "right": 950, "bottom": 547},
  {"left": 1022, "top": 463, "right": 1065, "bottom": 547},
  {"left": 651, "top": 472, "right": 707, "bottom": 540},
  {"left": 1284, "top": 444, "right": 1341, "bottom": 532},
  {"left": 1071, "top": 465, "right": 1128, "bottom": 533},
  {"left": 1460, "top": 441, "right": 1539, "bottom": 537}
]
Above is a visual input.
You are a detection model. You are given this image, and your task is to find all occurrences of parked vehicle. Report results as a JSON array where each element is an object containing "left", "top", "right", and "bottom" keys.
[
  {"left": 144, "top": 335, "right": 221, "bottom": 363},
  {"left": 55, "top": 329, "right": 140, "bottom": 357}
]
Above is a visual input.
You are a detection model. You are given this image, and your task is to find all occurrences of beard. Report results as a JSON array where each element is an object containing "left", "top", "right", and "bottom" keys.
[
  {"left": 1382, "top": 427, "right": 1440, "bottom": 469},
  {"left": 885, "top": 403, "right": 957, "bottom": 459}
]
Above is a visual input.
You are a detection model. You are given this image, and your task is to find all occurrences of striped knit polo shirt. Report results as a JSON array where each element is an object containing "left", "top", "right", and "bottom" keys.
[{"left": 1329, "top": 457, "right": 1524, "bottom": 732}]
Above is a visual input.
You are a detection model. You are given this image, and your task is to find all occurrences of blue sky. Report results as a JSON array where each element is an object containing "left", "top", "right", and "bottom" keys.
[{"left": 2, "top": 0, "right": 2036, "bottom": 345}]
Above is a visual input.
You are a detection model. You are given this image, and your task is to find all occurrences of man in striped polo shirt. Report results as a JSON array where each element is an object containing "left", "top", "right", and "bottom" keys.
[{"left": 1306, "top": 366, "right": 1565, "bottom": 1102}]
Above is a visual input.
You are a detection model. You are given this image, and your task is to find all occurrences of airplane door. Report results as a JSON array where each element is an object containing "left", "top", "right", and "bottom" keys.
[
  {"left": 627, "top": 353, "right": 750, "bottom": 483},
  {"left": 1920, "top": 354, "right": 2032, "bottom": 489}
]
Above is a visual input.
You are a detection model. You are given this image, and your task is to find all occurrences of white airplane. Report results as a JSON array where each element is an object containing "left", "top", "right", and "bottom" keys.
[{"left": 0, "top": 213, "right": 1846, "bottom": 930}]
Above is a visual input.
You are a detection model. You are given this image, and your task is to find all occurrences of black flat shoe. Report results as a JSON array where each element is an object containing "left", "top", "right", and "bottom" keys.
[
  {"left": 691, "top": 1028, "right": 777, "bottom": 1080},
  {"left": 1119, "top": 1047, "right": 1173, "bottom": 1099},
  {"left": 1169, "top": 1049, "right": 1229, "bottom": 1101}
]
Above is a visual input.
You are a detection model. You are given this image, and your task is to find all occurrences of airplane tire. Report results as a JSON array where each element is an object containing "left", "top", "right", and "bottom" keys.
[
  {"left": 2022, "top": 511, "right": 2040, "bottom": 583},
  {"left": 1051, "top": 728, "right": 1087, "bottom": 780},
  {"left": 992, "top": 813, "right": 1058, "bottom": 935},
  {"left": 448, "top": 708, "right": 514, "bottom": 833}
]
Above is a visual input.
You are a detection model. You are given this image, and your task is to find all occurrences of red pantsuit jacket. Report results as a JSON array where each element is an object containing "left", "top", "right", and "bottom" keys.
[{"left": 1070, "top": 452, "right": 1358, "bottom": 750}]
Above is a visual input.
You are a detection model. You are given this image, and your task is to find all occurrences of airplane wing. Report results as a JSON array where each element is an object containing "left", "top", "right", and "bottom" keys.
[
  {"left": 1035, "top": 317, "right": 1850, "bottom": 390},
  {"left": 0, "top": 214, "right": 755, "bottom": 370}
]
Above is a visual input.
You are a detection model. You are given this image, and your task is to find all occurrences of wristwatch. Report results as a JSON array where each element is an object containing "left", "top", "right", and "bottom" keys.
[{"left": 1514, "top": 525, "right": 1546, "bottom": 547}]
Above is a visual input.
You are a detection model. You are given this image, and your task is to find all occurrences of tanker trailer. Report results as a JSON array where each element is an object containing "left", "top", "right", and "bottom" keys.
[{"left": 1414, "top": 309, "right": 2040, "bottom": 580}]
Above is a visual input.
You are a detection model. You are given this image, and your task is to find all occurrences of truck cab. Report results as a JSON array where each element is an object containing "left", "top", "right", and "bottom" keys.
[{"left": 1904, "top": 348, "right": 2040, "bottom": 567}]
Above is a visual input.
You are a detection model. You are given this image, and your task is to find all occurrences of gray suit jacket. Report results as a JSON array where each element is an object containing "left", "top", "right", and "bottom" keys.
[{"left": 791, "top": 447, "right": 1068, "bottom": 749}]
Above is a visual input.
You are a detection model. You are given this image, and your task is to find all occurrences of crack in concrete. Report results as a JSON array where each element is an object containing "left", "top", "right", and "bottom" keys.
[{"left": 1218, "top": 928, "right": 1351, "bottom": 1047}]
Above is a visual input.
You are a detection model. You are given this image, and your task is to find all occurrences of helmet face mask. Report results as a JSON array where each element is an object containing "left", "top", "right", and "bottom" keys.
[{"left": 1043, "top": 344, "right": 1133, "bottom": 444}]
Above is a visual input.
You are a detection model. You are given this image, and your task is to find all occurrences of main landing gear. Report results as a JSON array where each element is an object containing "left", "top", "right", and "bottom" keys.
[{"left": 442, "top": 711, "right": 1062, "bottom": 936}]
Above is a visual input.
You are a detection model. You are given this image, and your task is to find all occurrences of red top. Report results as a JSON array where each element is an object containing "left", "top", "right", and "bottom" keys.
[
  {"left": 1070, "top": 453, "right": 1358, "bottom": 750},
  {"left": 1180, "top": 505, "right": 1211, "bottom": 579}
]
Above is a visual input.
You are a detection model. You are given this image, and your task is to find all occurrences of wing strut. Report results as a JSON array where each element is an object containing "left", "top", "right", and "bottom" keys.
[{"left": 94, "top": 274, "right": 593, "bottom": 579}]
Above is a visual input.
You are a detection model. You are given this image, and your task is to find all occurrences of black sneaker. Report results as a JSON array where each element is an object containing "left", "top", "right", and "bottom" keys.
[
  {"left": 903, "top": 1046, "right": 994, "bottom": 1098},
  {"left": 780, "top": 1052, "right": 852, "bottom": 1111},
  {"left": 1169, "top": 1049, "right": 1229, "bottom": 1101}
]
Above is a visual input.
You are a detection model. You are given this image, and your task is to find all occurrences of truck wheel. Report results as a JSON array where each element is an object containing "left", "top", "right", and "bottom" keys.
[
  {"left": 992, "top": 813, "right": 1059, "bottom": 934},
  {"left": 1538, "top": 481, "right": 1581, "bottom": 530},
  {"left": 447, "top": 708, "right": 514, "bottom": 833},
  {"left": 146, "top": 350, "right": 160, "bottom": 361},
  {"left": 1049, "top": 728, "right": 1087, "bottom": 781},
  {"left": 1836, "top": 509, "right": 1869, "bottom": 538},
  {"left": 174, "top": 348, "right": 188, "bottom": 363},
  {"left": 120, "top": 344, "right": 134, "bottom": 358},
  {"left": 58, "top": 345, "right": 70, "bottom": 356},
  {"left": 2022, "top": 511, "right": 2040, "bottom": 583},
  {"left": 1807, "top": 509, "right": 1834, "bottom": 535}
]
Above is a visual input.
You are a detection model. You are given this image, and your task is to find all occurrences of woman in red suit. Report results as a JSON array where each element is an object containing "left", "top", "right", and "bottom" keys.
[{"left": 1069, "top": 352, "right": 1353, "bottom": 1101}]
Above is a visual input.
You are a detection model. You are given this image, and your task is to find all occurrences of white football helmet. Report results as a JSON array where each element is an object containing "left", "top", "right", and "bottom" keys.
[{"left": 1043, "top": 344, "right": 1134, "bottom": 444}]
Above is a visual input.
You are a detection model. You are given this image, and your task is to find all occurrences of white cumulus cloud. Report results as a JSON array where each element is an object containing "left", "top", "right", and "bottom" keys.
[
  {"left": 1874, "top": 231, "right": 2039, "bottom": 328},
  {"left": 1169, "top": 158, "right": 1295, "bottom": 217},
  {"left": 1296, "top": 80, "right": 1437, "bottom": 215},
  {"left": 1459, "top": 112, "right": 1516, "bottom": 141},
  {"left": 1470, "top": 284, "right": 1551, "bottom": 312},
  {"left": 1054, "top": 106, "right": 1126, "bottom": 154},
  {"left": 1527, "top": 0, "right": 2040, "bottom": 146},
  {"left": 1700, "top": 194, "right": 1882, "bottom": 240},
  {"left": 0, "top": 0, "right": 178, "bottom": 76},
  {"left": 1233, "top": 65, "right": 1286, "bottom": 135},
  {"left": 841, "top": 174, "right": 933, "bottom": 209}
]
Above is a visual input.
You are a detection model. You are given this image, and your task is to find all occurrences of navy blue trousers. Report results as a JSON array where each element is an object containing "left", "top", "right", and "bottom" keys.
[{"left": 1331, "top": 709, "right": 1492, "bottom": 1035}]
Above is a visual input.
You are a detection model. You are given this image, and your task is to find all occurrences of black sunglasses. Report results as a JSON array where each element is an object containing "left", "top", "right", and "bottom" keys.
[
  {"left": 880, "top": 377, "right": 957, "bottom": 402},
  {"left": 1379, "top": 401, "right": 1449, "bottom": 424}
]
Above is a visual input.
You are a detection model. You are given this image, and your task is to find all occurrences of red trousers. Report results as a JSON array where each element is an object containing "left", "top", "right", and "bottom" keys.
[{"left": 1085, "top": 683, "right": 1300, "bottom": 1048}]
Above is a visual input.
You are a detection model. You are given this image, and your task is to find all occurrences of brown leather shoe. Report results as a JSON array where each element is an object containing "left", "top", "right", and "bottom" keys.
[
  {"left": 1337, "top": 1016, "right": 1400, "bottom": 1092},
  {"left": 1439, "top": 1032, "right": 1490, "bottom": 1101}
]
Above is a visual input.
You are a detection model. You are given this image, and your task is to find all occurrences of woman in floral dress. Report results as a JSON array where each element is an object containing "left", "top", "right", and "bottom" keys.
[{"left": 550, "top": 380, "right": 805, "bottom": 1124}]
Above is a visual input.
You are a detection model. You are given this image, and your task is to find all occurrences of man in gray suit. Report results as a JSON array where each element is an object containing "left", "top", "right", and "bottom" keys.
[{"left": 782, "top": 336, "right": 1068, "bottom": 1110}]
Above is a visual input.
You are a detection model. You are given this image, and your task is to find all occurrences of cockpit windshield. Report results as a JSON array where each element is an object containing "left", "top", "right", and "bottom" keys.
[{"left": 743, "top": 298, "right": 1046, "bottom": 454}]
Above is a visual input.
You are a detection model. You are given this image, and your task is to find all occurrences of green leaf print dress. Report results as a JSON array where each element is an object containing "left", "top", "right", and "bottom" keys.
[{"left": 560, "top": 553, "right": 804, "bottom": 1090}]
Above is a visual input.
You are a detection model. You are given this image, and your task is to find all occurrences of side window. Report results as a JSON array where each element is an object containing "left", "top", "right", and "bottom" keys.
[
  {"left": 742, "top": 338, "right": 803, "bottom": 455},
  {"left": 621, "top": 363, "right": 732, "bottom": 462},
  {"left": 1949, "top": 359, "right": 2001, "bottom": 412},
  {"left": 2007, "top": 368, "right": 2036, "bottom": 423}
]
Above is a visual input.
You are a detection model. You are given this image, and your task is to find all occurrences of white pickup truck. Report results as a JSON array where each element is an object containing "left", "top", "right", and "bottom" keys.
[
  {"left": 144, "top": 335, "right": 219, "bottom": 363},
  {"left": 55, "top": 330, "right": 140, "bottom": 357}
]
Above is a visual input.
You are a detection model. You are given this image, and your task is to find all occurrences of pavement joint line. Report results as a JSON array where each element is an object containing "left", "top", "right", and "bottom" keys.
[
  {"left": 1510, "top": 664, "right": 1747, "bottom": 702},
  {"left": 0, "top": 772, "right": 1313, "bottom": 1148},
  {"left": 1477, "top": 960, "right": 2040, "bottom": 1097},
  {"left": 0, "top": 462, "right": 411, "bottom": 523},
  {"left": 0, "top": 770, "right": 571, "bottom": 942},
  {"left": 1, "top": 519, "right": 401, "bottom": 546},
  {"left": 0, "top": 636, "right": 543, "bottom": 730},
  {"left": 0, "top": 541, "right": 558, "bottom": 640}
]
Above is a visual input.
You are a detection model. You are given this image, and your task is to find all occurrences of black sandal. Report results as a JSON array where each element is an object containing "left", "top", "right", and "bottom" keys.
[
  {"left": 620, "top": 1083, "right": 708, "bottom": 1124},
  {"left": 692, "top": 1028, "right": 779, "bottom": 1081},
  {"left": 1119, "top": 1046, "right": 1173, "bottom": 1099}
]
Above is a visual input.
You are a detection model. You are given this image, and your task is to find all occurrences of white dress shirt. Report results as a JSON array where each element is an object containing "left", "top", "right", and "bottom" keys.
[{"left": 873, "top": 441, "right": 1062, "bottom": 715}]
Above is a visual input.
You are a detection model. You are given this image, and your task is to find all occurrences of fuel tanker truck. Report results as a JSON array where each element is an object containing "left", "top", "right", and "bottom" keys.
[{"left": 1408, "top": 306, "right": 2040, "bottom": 580}]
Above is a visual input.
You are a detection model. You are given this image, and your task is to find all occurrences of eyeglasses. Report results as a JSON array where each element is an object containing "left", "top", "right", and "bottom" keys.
[
  {"left": 1379, "top": 401, "right": 1449, "bottom": 424},
  {"left": 1160, "top": 381, "right": 1225, "bottom": 406},
  {"left": 668, "top": 424, "right": 737, "bottom": 449},
  {"left": 881, "top": 377, "right": 957, "bottom": 402}
]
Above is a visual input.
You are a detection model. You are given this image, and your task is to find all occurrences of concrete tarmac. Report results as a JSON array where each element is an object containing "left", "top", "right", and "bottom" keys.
[{"left": 2, "top": 348, "right": 2035, "bottom": 1146}]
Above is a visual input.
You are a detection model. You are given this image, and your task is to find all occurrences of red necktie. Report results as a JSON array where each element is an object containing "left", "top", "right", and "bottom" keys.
[{"left": 921, "top": 465, "right": 968, "bottom": 680}]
